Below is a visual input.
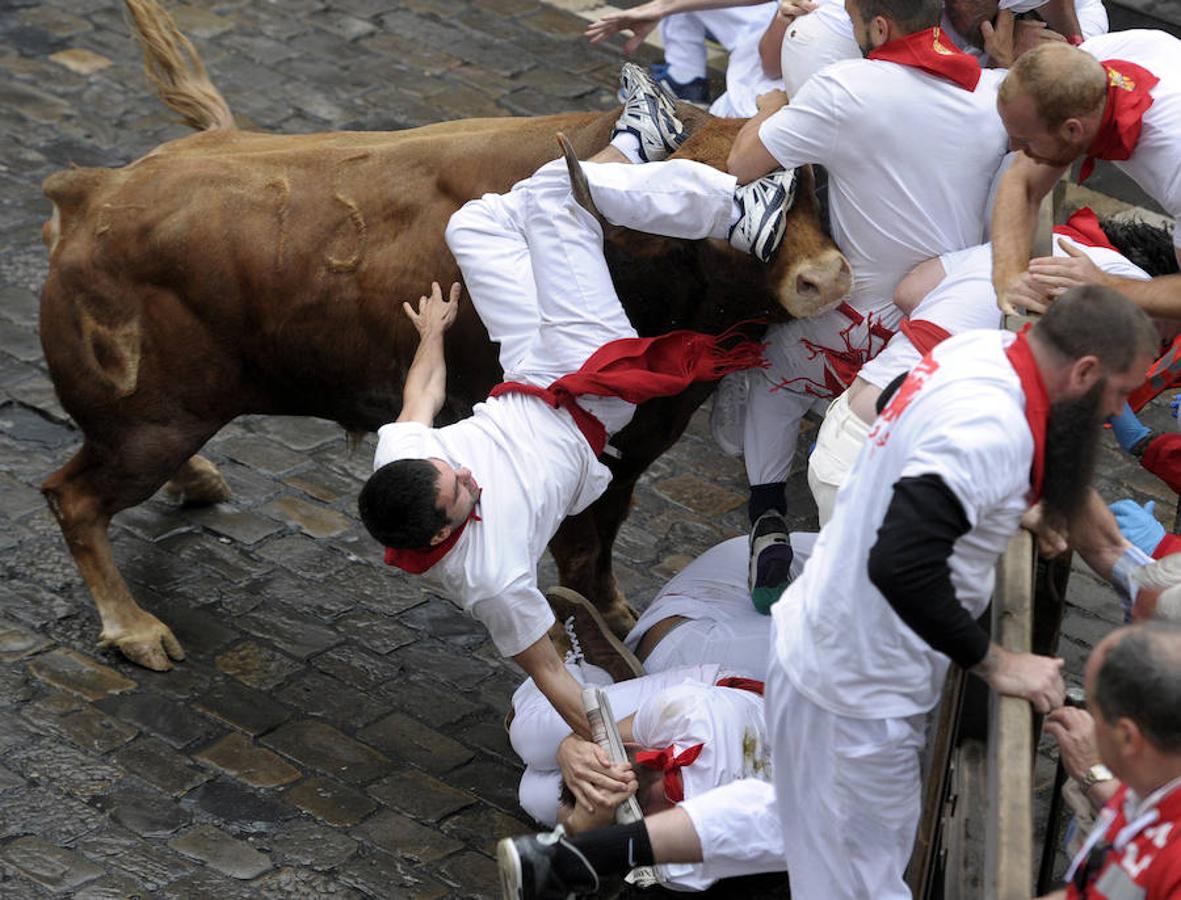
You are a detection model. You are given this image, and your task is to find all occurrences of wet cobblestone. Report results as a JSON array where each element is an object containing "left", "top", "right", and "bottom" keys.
[{"left": 3, "top": 0, "right": 1179, "bottom": 896}]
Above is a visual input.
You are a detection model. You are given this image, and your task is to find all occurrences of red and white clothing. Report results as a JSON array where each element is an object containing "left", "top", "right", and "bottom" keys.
[
  {"left": 1080, "top": 30, "right": 1181, "bottom": 251},
  {"left": 509, "top": 665, "right": 783, "bottom": 890},
  {"left": 746, "top": 39, "right": 1009, "bottom": 485},
  {"left": 777, "top": 0, "right": 858, "bottom": 98},
  {"left": 769, "top": 329, "right": 1040, "bottom": 897},
  {"left": 624, "top": 534, "right": 815, "bottom": 679},
  {"left": 1065, "top": 777, "right": 1181, "bottom": 899}
]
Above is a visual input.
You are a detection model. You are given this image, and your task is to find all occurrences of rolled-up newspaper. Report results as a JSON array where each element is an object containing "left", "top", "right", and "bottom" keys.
[{"left": 583, "top": 687, "right": 662, "bottom": 888}]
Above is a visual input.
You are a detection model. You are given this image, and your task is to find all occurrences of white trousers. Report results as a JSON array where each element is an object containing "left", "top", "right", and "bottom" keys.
[
  {"left": 675, "top": 778, "right": 786, "bottom": 889},
  {"left": 446, "top": 159, "right": 639, "bottom": 435},
  {"left": 709, "top": 16, "right": 781, "bottom": 119},
  {"left": 779, "top": 10, "right": 860, "bottom": 97},
  {"left": 766, "top": 637, "right": 927, "bottom": 900},
  {"left": 807, "top": 389, "right": 870, "bottom": 527},
  {"left": 660, "top": 5, "right": 777, "bottom": 81},
  {"left": 744, "top": 301, "right": 898, "bottom": 486}
]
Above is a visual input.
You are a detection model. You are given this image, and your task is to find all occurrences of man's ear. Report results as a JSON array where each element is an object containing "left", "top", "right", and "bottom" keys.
[
  {"left": 1061, "top": 117, "right": 1086, "bottom": 144},
  {"left": 1068, "top": 354, "right": 1102, "bottom": 393},
  {"left": 870, "top": 15, "right": 891, "bottom": 49},
  {"left": 1114, "top": 716, "right": 1145, "bottom": 758},
  {"left": 428, "top": 524, "right": 452, "bottom": 546}
]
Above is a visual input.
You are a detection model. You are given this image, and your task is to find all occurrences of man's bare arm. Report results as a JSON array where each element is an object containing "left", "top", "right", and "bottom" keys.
[
  {"left": 728, "top": 91, "right": 788, "bottom": 184},
  {"left": 396, "top": 281, "right": 460, "bottom": 426},
  {"left": 1069, "top": 488, "right": 1132, "bottom": 580},
  {"left": 513, "top": 633, "right": 592, "bottom": 740},
  {"left": 1038, "top": 0, "right": 1083, "bottom": 41},
  {"left": 991, "top": 154, "right": 1069, "bottom": 314},
  {"left": 586, "top": 0, "right": 777, "bottom": 53}
]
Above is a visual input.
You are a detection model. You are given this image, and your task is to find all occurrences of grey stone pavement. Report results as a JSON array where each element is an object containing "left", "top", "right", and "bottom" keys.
[{"left": 0, "top": 0, "right": 1177, "bottom": 897}]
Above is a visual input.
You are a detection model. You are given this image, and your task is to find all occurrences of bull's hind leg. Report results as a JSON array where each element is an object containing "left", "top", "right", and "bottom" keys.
[
  {"left": 43, "top": 441, "right": 196, "bottom": 670},
  {"left": 165, "top": 455, "right": 231, "bottom": 506}
]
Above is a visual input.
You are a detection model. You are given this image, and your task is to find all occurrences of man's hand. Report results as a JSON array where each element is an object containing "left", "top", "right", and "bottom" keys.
[
  {"left": 586, "top": 0, "right": 666, "bottom": 53},
  {"left": 404, "top": 281, "right": 460, "bottom": 339},
  {"left": 1021, "top": 502, "right": 1068, "bottom": 557},
  {"left": 973, "top": 645, "right": 1065, "bottom": 713},
  {"left": 1027, "top": 240, "right": 1109, "bottom": 299},
  {"left": 777, "top": 0, "right": 817, "bottom": 20},
  {"left": 756, "top": 89, "right": 789, "bottom": 114},
  {"left": 982, "top": 13, "right": 1065, "bottom": 68},
  {"left": 1043, "top": 706, "right": 1100, "bottom": 782},
  {"left": 557, "top": 734, "right": 637, "bottom": 814},
  {"left": 1003, "top": 271, "right": 1055, "bottom": 316}
]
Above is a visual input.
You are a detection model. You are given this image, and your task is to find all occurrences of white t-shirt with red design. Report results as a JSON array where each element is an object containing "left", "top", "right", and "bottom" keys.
[
  {"left": 373, "top": 394, "right": 611, "bottom": 657},
  {"left": 757, "top": 56, "right": 1008, "bottom": 313},
  {"left": 1081, "top": 30, "right": 1181, "bottom": 250},
  {"left": 772, "top": 330, "right": 1034, "bottom": 718}
]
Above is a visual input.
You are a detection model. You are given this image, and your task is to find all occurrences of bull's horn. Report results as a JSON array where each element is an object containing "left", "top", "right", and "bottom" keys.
[{"left": 556, "top": 133, "right": 605, "bottom": 228}]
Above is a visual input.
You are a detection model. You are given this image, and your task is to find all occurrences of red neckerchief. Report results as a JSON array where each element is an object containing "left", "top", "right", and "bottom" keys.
[
  {"left": 868, "top": 27, "right": 981, "bottom": 92},
  {"left": 716, "top": 676, "right": 765, "bottom": 695},
  {"left": 1079, "top": 60, "right": 1159, "bottom": 184},
  {"left": 383, "top": 509, "right": 481, "bottom": 574},
  {"left": 899, "top": 319, "right": 951, "bottom": 358},
  {"left": 635, "top": 743, "right": 704, "bottom": 803},
  {"left": 1003, "top": 329, "right": 1050, "bottom": 502},
  {"left": 1053, "top": 206, "right": 1117, "bottom": 252}
]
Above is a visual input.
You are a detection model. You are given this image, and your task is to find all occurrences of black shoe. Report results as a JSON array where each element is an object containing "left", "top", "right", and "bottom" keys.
[
  {"left": 749, "top": 511, "right": 792, "bottom": 614},
  {"left": 498, "top": 828, "right": 600, "bottom": 900}
]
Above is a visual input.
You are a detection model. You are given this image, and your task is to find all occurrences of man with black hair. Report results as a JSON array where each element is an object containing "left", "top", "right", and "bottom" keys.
[
  {"left": 720, "top": 0, "right": 1010, "bottom": 612},
  {"left": 1042, "top": 622, "right": 1181, "bottom": 898}
]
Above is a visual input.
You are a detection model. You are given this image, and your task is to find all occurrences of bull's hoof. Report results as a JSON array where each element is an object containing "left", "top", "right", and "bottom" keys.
[
  {"left": 165, "top": 455, "right": 231, "bottom": 507},
  {"left": 596, "top": 598, "right": 638, "bottom": 641},
  {"left": 98, "top": 615, "right": 186, "bottom": 671}
]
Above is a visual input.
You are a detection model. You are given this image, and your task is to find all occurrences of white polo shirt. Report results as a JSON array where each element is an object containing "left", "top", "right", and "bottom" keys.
[
  {"left": 373, "top": 393, "right": 611, "bottom": 657},
  {"left": 773, "top": 330, "right": 1034, "bottom": 719},
  {"left": 1081, "top": 30, "right": 1181, "bottom": 250},
  {"left": 758, "top": 58, "right": 1009, "bottom": 312},
  {"left": 857, "top": 243, "right": 1001, "bottom": 390}
]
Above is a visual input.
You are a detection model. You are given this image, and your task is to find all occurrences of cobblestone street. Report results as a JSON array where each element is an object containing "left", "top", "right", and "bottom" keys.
[{"left": 1, "top": 0, "right": 1179, "bottom": 897}]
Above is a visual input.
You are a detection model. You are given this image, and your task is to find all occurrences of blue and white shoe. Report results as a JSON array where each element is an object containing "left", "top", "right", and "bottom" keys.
[
  {"left": 616, "top": 62, "right": 710, "bottom": 106},
  {"left": 729, "top": 168, "right": 798, "bottom": 264},
  {"left": 612, "top": 62, "right": 688, "bottom": 163}
]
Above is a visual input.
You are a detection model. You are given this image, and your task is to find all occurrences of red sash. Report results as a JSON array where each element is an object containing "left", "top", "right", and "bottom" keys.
[
  {"left": 635, "top": 743, "right": 704, "bottom": 803},
  {"left": 1003, "top": 330, "right": 1050, "bottom": 502},
  {"left": 899, "top": 319, "right": 951, "bottom": 358},
  {"left": 868, "top": 27, "right": 982, "bottom": 92},
  {"left": 1079, "top": 60, "right": 1159, "bottom": 184},
  {"left": 384, "top": 326, "right": 766, "bottom": 572},
  {"left": 716, "top": 676, "right": 765, "bottom": 695},
  {"left": 1052, "top": 206, "right": 1116, "bottom": 252}
]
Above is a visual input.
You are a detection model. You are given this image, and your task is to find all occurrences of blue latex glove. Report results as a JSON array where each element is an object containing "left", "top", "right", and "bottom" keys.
[
  {"left": 1109, "top": 498, "right": 1166, "bottom": 555},
  {"left": 1108, "top": 402, "right": 1151, "bottom": 453},
  {"left": 1171, "top": 394, "right": 1181, "bottom": 419}
]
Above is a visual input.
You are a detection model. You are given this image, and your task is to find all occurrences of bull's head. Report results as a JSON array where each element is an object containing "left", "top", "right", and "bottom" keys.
[{"left": 670, "top": 111, "right": 852, "bottom": 320}]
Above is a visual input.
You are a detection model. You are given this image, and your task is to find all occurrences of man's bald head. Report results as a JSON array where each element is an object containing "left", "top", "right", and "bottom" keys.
[{"left": 1000, "top": 42, "right": 1107, "bottom": 128}]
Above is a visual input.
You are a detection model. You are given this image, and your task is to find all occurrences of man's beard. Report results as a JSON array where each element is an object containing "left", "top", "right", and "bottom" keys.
[{"left": 1041, "top": 382, "right": 1104, "bottom": 531}]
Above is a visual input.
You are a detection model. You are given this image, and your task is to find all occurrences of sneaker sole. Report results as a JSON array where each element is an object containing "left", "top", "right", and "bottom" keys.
[
  {"left": 544, "top": 586, "right": 645, "bottom": 679},
  {"left": 497, "top": 838, "right": 524, "bottom": 900}
]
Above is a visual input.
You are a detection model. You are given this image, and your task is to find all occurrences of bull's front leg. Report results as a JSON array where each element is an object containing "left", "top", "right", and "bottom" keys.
[
  {"left": 42, "top": 447, "right": 186, "bottom": 671},
  {"left": 550, "top": 500, "right": 636, "bottom": 639}
]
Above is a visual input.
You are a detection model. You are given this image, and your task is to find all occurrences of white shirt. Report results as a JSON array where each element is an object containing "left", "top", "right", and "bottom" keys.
[
  {"left": 773, "top": 330, "right": 1034, "bottom": 718},
  {"left": 373, "top": 394, "right": 611, "bottom": 657},
  {"left": 758, "top": 58, "right": 1009, "bottom": 312},
  {"left": 857, "top": 243, "right": 1001, "bottom": 389},
  {"left": 1081, "top": 30, "right": 1181, "bottom": 250}
]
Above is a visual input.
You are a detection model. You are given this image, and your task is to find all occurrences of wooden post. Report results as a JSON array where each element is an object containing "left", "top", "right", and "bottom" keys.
[{"left": 986, "top": 530, "right": 1035, "bottom": 899}]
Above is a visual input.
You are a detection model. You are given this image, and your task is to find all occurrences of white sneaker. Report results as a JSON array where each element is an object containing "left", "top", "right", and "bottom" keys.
[
  {"left": 729, "top": 168, "right": 799, "bottom": 264},
  {"left": 612, "top": 62, "right": 687, "bottom": 163},
  {"left": 710, "top": 371, "right": 748, "bottom": 458}
]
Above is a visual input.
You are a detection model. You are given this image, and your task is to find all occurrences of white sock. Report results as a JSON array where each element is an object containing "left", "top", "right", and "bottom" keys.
[{"left": 609, "top": 132, "right": 643, "bottom": 165}]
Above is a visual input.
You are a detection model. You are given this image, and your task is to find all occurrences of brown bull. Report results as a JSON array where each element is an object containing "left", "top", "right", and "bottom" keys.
[{"left": 38, "top": 0, "right": 851, "bottom": 671}]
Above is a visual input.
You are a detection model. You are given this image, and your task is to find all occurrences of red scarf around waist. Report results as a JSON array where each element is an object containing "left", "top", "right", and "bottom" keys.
[
  {"left": 1053, "top": 206, "right": 1116, "bottom": 252},
  {"left": 1003, "top": 329, "right": 1050, "bottom": 502},
  {"left": 385, "top": 326, "right": 766, "bottom": 572},
  {"left": 1079, "top": 59, "right": 1159, "bottom": 184},
  {"left": 868, "top": 27, "right": 982, "bottom": 92},
  {"left": 494, "top": 325, "right": 767, "bottom": 456}
]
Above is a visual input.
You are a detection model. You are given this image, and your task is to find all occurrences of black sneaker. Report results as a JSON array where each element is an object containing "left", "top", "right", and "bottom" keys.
[
  {"left": 749, "top": 511, "right": 792, "bottom": 614},
  {"left": 498, "top": 828, "right": 600, "bottom": 900},
  {"left": 729, "top": 168, "right": 799, "bottom": 264},
  {"left": 612, "top": 62, "right": 688, "bottom": 163}
]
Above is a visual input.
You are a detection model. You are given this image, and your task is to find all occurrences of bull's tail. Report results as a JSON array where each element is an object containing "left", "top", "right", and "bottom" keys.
[{"left": 123, "top": 0, "right": 234, "bottom": 132}]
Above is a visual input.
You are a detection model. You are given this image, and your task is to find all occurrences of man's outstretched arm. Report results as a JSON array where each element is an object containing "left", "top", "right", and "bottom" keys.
[
  {"left": 990, "top": 154, "right": 1069, "bottom": 314},
  {"left": 396, "top": 281, "right": 460, "bottom": 426},
  {"left": 514, "top": 633, "right": 593, "bottom": 741}
]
